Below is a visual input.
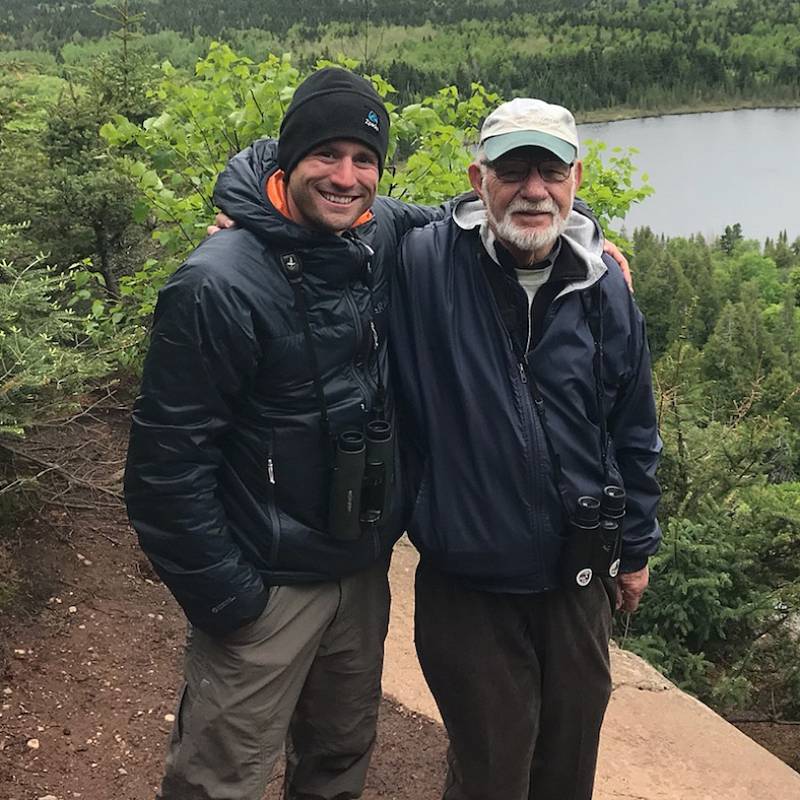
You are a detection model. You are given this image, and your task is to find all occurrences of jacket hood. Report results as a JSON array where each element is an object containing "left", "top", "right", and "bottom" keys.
[{"left": 452, "top": 193, "right": 607, "bottom": 291}]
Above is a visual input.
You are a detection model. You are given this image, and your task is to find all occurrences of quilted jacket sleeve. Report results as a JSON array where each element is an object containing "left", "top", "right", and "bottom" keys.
[{"left": 124, "top": 264, "right": 269, "bottom": 636}]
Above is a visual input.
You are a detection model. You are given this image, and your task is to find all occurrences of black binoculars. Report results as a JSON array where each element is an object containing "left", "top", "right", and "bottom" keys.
[
  {"left": 561, "top": 485, "right": 626, "bottom": 589},
  {"left": 328, "top": 420, "right": 394, "bottom": 540}
]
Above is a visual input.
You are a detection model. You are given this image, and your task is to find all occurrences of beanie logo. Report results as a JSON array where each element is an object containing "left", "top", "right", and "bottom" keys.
[{"left": 364, "top": 109, "right": 380, "bottom": 132}]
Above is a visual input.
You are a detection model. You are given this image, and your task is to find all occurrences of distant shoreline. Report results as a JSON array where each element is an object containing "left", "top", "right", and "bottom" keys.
[{"left": 577, "top": 100, "right": 800, "bottom": 125}]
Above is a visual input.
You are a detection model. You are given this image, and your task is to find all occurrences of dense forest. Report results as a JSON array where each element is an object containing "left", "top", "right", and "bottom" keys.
[
  {"left": 1, "top": 0, "right": 799, "bottom": 114},
  {"left": 1, "top": 1, "right": 800, "bottom": 728}
]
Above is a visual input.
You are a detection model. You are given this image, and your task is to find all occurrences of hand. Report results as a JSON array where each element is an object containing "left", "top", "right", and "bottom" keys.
[
  {"left": 602, "top": 239, "right": 633, "bottom": 292},
  {"left": 207, "top": 211, "right": 236, "bottom": 236},
  {"left": 615, "top": 564, "right": 649, "bottom": 612}
]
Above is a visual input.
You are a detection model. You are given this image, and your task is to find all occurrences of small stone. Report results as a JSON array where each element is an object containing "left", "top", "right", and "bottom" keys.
[
  {"left": 76, "top": 553, "right": 86, "bottom": 561},
  {"left": 117, "top": 767, "right": 128, "bottom": 775},
  {"left": 68, "top": 606, "right": 77, "bottom": 614},
  {"left": 82, "top": 560, "right": 93, "bottom": 566},
  {"left": 2, "top": 688, "right": 11, "bottom": 696},
  {"left": 38, "top": 795, "right": 58, "bottom": 800},
  {"left": 27, "top": 738, "right": 40, "bottom": 749},
  {"left": 164, "top": 713, "right": 175, "bottom": 722}
]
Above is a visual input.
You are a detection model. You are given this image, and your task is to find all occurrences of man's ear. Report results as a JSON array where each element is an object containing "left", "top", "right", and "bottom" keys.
[
  {"left": 573, "top": 160, "right": 583, "bottom": 192},
  {"left": 468, "top": 162, "right": 484, "bottom": 198}
]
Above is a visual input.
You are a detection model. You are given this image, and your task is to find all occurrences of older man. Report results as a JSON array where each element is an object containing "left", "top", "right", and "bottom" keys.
[{"left": 389, "top": 98, "right": 661, "bottom": 800}]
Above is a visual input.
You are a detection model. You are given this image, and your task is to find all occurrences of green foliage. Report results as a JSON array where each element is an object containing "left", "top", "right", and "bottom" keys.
[
  {"left": 386, "top": 83, "right": 498, "bottom": 204},
  {"left": 2, "top": 1, "right": 798, "bottom": 113},
  {"left": 627, "top": 228, "right": 800, "bottom": 716},
  {"left": 0, "top": 253, "right": 113, "bottom": 436},
  {"left": 4, "top": 21, "right": 800, "bottom": 720},
  {"left": 578, "top": 140, "right": 653, "bottom": 246},
  {"left": 96, "top": 47, "right": 648, "bottom": 340},
  {"left": 627, "top": 485, "right": 800, "bottom": 714},
  {"left": 101, "top": 44, "right": 300, "bottom": 258}
]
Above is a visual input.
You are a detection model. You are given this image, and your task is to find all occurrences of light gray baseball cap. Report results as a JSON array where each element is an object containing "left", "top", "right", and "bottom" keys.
[{"left": 479, "top": 98, "right": 579, "bottom": 164}]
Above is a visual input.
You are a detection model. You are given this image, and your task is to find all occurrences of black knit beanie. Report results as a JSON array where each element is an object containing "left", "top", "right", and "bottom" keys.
[{"left": 278, "top": 68, "right": 390, "bottom": 176}]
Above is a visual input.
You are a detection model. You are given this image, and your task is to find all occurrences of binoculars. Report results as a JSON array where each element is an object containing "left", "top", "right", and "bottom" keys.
[
  {"left": 328, "top": 420, "right": 394, "bottom": 540},
  {"left": 561, "top": 485, "right": 626, "bottom": 589}
]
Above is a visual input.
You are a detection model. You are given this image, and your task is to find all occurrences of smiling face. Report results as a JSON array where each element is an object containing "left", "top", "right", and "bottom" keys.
[
  {"left": 468, "top": 145, "right": 583, "bottom": 264},
  {"left": 285, "top": 139, "right": 380, "bottom": 234}
]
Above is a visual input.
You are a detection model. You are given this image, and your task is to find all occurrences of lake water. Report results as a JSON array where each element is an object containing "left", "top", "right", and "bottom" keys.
[{"left": 578, "top": 108, "right": 800, "bottom": 243}]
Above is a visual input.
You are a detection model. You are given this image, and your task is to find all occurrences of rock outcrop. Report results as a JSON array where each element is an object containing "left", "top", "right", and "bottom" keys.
[{"left": 383, "top": 537, "right": 800, "bottom": 799}]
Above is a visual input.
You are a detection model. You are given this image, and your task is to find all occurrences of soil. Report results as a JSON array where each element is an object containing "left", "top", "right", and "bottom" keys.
[
  {"left": 0, "top": 399, "right": 797, "bottom": 799},
  {"left": 0, "top": 401, "right": 447, "bottom": 800}
]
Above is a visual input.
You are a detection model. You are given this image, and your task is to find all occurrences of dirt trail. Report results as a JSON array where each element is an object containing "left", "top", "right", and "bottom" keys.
[{"left": 0, "top": 407, "right": 798, "bottom": 799}]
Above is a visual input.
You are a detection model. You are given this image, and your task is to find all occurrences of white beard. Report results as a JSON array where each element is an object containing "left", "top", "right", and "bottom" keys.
[{"left": 483, "top": 177, "right": 569, "bottom": 258}]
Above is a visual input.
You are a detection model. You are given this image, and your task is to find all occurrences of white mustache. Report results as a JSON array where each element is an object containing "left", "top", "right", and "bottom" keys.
[{"left": 506, "top": 198, "right": 560, "bottom": 215}]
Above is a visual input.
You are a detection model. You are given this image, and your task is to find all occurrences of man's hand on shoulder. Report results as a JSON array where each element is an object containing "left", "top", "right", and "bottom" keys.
[
  {"left": 602, "top": 239, "right": 633, "bottom": 292},
  {"left": 207, "top": 212, "right": 236, "bottom": 236},
  {"left": 615, "top": 564, "right": 649, "bottom": 612}
]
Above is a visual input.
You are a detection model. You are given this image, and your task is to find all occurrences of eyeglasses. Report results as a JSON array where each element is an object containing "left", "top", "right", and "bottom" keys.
[{"left": 485, "top": 158, "right": 573, "bottom": 184}]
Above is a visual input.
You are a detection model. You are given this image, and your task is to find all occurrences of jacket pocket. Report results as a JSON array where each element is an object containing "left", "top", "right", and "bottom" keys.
[{"left": 265, "top": 432, "right": 282, "bottom": 564}]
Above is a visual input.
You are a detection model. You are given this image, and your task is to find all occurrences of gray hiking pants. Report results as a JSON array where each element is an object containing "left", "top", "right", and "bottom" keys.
[
  {"left": 415, "top": 564, "right": 614, "bottom": 800},
  {"left": 157, "top": 558, "right": 391, "bottom": 800}
]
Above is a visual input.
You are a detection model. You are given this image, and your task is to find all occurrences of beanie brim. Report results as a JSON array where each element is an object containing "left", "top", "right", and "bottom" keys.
[{"left": 278, "top": 70, "right": 390, "bottom": 177}]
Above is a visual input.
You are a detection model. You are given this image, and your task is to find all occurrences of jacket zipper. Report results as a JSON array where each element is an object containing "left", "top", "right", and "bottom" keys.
[
  {"left": 514, "top": 343, "right": 547, "bottom": 574},
  {"left": 343, "top": 235, "right": 379, "bottom": 413},
  {"left": 479, "top": 251, "right": 547, "bottom": 568},
  {"left": 265, "top": 447, "right": 282, "bottom": 563}
]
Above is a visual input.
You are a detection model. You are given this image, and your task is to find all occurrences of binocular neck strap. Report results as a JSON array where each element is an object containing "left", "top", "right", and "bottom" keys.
[
  {"left": 580, "top": 283, "right": 608, "bottom": 477},
  {"left": 280, "top": 254, "right": 333, "bottom": 454}
]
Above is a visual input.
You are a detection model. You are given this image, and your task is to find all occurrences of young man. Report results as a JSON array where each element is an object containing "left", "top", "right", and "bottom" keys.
[
  {"left": 389, "top": 98, "right": 662, "bottom": 800},
  {"left": 125, "top": 68, "right": 446, "bottom": 800}
]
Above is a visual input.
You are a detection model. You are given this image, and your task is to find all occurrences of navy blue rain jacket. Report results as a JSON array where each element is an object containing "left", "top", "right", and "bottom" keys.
[{"left": 390, "top": 199, "right": 662, "bottom": 592}]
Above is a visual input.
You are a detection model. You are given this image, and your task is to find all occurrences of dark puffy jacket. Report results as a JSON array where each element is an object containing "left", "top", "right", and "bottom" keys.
[
  {"left": 390, "top": 199, "right": 662, "bottom": 593},
  {"left": 124, "top": 139, "right": 442, "bottom": 635}
]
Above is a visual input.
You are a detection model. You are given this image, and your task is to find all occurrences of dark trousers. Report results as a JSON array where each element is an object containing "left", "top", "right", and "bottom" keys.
[{"left": 414, "top": 565, "right": 613, "bottom": 800}]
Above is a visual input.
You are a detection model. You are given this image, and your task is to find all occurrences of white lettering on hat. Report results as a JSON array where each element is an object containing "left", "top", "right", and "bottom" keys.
[{"left": 364, "top": 109, "right": 380, "bottom": 132}]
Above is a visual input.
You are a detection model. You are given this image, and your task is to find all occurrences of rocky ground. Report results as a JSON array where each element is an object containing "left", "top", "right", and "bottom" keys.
[{"left": 0, "top": 400, "right": 797, "bottom": 799}]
